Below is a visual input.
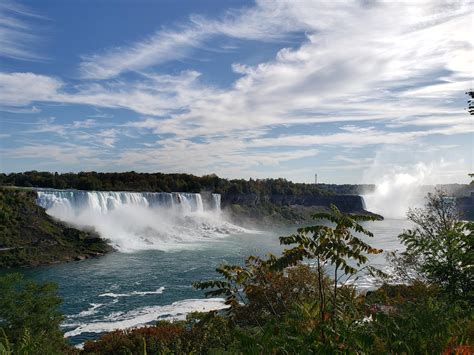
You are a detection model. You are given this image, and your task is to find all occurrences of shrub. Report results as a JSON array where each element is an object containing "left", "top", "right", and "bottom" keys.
[{"left": 0, "top": 273, "right": 68, "bottom": 354}]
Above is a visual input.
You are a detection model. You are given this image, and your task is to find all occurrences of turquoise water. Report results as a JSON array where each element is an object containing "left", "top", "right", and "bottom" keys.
[{"left": 10, "top": 219, "right": 411, "bottom": 345}]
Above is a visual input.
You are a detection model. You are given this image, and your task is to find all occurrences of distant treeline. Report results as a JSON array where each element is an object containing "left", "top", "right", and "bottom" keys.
[
  {"left": 0, "top": 171, "right": 366, "bottom": 197},
  {"left": 316, "top": 183, "right": 375, "bottom": 195}
]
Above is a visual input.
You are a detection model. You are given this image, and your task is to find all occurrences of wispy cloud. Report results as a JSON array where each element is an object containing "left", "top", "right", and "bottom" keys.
[
  {"left": 0, "top": 1, "right": 47, "bottom": 61},
  {"left": 0, "top": 105, "right": 40, "bottom": 114},
  {"left": 1, "top": 0, "right": 472, "bottom": 180},
  {"left": 78, "top": 1, "right": 307, "bottom": 79},
  {"left": 2, "top": 142, "right": 97, "bottom": 165},
  {"left": 0, "top": 72, "right": 62, "bottom": 106},
  {"left": 13, "top": 117, "right": 118, "bottom": 150}
]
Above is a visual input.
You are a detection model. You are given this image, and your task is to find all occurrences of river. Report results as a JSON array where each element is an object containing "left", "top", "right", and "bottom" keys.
[{"left": 11, "top": 189, "right": 413, "bottom": 345}]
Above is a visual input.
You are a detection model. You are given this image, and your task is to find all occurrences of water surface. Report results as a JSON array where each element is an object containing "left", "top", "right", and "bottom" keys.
[{"left": 13, "top": 219, "right": 411, "bottom": 345}]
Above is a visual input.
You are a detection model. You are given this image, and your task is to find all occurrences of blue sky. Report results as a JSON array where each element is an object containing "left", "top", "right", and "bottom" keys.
[{"left": 0, "top": 0, "right": 473, "bottom": 183}]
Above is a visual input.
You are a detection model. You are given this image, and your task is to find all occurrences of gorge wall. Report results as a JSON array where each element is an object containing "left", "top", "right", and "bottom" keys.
[{"left": 221, "top": 192, "right": 366, "bottom": 212}]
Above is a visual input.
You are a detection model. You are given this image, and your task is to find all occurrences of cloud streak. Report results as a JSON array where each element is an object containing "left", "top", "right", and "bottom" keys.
[
  {"left": 78, "top": 0, "right": 307, "bottom": 80},
  {"left": 0, "top": 1, "right": 47, "bottom": 61}
]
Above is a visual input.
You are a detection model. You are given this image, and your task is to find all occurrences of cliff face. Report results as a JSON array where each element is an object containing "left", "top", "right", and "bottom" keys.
[
  {"left": 222, "top": 192, "right": 366, "bottom": 212},
  {"left": 221, "top": 192, "right": 379, "bottom": 226},
  {"left": 0, "top": 188, "right": 112, "bottom": 267}
]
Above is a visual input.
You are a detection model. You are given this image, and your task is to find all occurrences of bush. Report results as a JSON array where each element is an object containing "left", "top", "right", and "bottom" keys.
[
  {"left": 0, "top": 273, "right": 68, "bottom": 354},
  {"left": 82, "top": 313, "right": 234, "bottom": 354},
  {"left": 358, "top": 294, "right": 473, "bottom": 354},
  {"left": 395, "top": 190, "right": 474, "bottom": 301}
]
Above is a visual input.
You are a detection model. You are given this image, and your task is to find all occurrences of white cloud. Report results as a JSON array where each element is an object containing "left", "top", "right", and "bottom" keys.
[
  {"left": 27, "top": 117, "right": 68, "bottom": 135},
  {"left": 3, "top": 1, "right": 472, "bottom": 130},
  {"left": 80, "top": 28, "right": 205, "bottom": 80},
  {"left": 0, "top": 105, "right": 40, "bottom": 114},
  {"left": 2, "top": 143, "right": 97, "bottom": 165},
  {"left": 2, "top": 0, "right": 473, "bottom": 181},
  {"left": 0, "top": 72, "right": 62, "bottom": 106},
  {"left": 96, "top": 128, "right": 119, "bottom": 148},
  {"left": 0, "top": 1, "right": 46, "bottom": 61},
  {"left": 112, "top": 137, "right": 319, "bottom": 174},
  {"left": 72, "top": 119, "right": 97, "bottom": 128},
  {"left": 250, "top": 124, "right": 474, "bottom": 148},
  {"left": 78, "top": 0, "right": 308, "bottom": 80},
  {"left": 14, "top": 117, "right": 119, "bottom": 150}
]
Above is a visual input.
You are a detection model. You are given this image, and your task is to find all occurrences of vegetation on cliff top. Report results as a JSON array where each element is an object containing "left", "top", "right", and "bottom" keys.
[
  {"left": 0, "top": 171, "right": 339, "bottom": 196},
  {"left": 0, "top": 188, "right": 112, "bottom": 267}
]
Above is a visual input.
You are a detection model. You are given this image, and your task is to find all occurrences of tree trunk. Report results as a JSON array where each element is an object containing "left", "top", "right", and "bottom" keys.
[{"left": 317, "top": 256, "right": 325, "bottom": 340}]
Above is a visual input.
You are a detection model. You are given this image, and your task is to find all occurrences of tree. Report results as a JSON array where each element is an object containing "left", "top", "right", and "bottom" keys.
[
  {"left": 395, "top": 189, "right": 473, "bottom": 300},
  {"left": 276, "top": 204, "right": 382, "bottom": 332},
  {"left": 0, "top": 273, "right": 67, "bottom": 354}
]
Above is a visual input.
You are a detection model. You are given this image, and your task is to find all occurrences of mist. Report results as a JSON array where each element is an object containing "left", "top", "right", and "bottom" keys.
[
  {"left": 37, "top": 190, "right": 245, "bottom": 252},
  {"left": 362, "top": 162, "right": 439, "bottom": 219}
]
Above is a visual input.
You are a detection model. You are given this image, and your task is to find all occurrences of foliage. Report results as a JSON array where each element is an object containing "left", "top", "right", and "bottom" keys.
[
  {"left": 193, "top": 205, "right": 383, "bottom": 351},
  {"left": 0, "top": 273, "right": 67, "bottom": 354},
  {"left": 0, "top": 327, "right": 51, "bottom": 355},
  {"left": 0, "top": 188, "right": 112, "bottom": 267},
  {"left": 277, "top": 204, "right": 382, "bottom": 332},
  {"left": 394, "top": 190, "right": 473, "bottom": 300},
  {"left": 82, "top": 313, "right": 234, "bottom": 354},
  {"left": 317, "top": 183, "right": 375, "bottom": 195},
  {"left": 0, "top": 171, "right": 330, "bottom": 198},
  {"left": 189, "top": 202, "right": 472, "bottom": 353},
  {"left": 195, "top": 259, "right": 331, "bottom": 327},
  {"left": 359, "top": 285, "right": 473, "bottom": 354}
]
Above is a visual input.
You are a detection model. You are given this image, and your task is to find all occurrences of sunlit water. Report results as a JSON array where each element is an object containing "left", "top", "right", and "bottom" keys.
[{"left": 8, "top": 219, "right": 411, "bottom": 346}]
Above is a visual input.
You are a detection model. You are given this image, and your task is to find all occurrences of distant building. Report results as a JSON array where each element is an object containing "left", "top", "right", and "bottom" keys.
[{"left": 314, "top": 174, "right": 318, "bottom": 184}]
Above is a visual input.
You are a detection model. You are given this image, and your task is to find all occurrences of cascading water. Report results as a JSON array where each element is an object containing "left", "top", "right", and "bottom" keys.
[
  {"left": 211, "top": 193, "right": 221, "bottom": 211},
  {"left": 36, "top": 189, "right": 243, "bottom": 252}
]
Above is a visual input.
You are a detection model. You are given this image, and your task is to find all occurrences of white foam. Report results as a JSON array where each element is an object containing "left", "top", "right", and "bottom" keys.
[
  {"left": 99, "top": 287, "right": 165, "bottom": 298},
  {"left": 64, "top": 298, "right": 227, "bottom": 337},
  {"left": 70, "top": 303, "right": 104, "bottom": 318}
]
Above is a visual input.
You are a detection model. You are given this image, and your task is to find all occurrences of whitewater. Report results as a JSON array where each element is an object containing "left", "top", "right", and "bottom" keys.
[{"left": 36, "top": 189, "right": 245, "bottom": 252}]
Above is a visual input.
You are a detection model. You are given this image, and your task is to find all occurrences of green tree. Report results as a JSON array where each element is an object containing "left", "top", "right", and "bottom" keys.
[
  {"left": 0, "top": 273, "right": 67, "bottom": 354},
  {"left": 395, "top": 190, "right": 473, "bottom": 300},
  {"left": 277, "top": 204, "right": 382, "bottom": 331}
]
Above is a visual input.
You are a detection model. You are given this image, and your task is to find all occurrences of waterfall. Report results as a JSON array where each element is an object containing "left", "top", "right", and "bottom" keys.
[
  {"left": 37, "top": 190, "right": 208, "bottom": 215},
  {"left": 35, "top": 189, "right": 243, "bottom": 252},
  {"left": 212, "top": 193, "right": 221, "bottom": 211}
]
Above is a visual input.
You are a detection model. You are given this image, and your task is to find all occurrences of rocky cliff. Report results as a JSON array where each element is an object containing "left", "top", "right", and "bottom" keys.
[
  {"left": 222, "top": 192, "right": 365, "bottom": 211},
  {"left": 221, "top": 191, "right": 380, "bottom": 226},
  {"left": 0, "top": 188, "right": 112, "bottom": 267}
]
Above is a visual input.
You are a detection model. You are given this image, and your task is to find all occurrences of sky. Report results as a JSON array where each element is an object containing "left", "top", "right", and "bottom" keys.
[{"left": 0, "top": 0, "right": 473, "bottom": 184}]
